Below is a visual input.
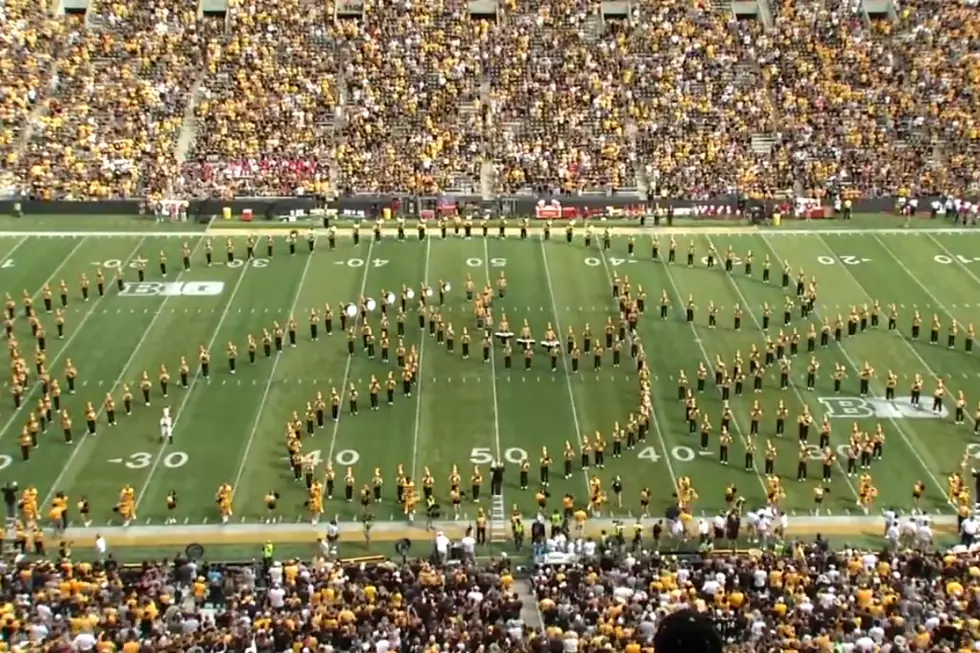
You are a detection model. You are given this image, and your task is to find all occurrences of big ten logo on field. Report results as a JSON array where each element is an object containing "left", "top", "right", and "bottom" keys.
[
  {"left": 818, "top": 396, "right": 948, "bottom": 420},
  {"left": 119, "top": 282, "right": 225, "bottom": 297}
]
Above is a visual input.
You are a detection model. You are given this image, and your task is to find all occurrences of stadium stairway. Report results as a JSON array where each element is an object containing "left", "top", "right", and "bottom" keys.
[
  {"left": 751, "top": 133, "right": 778, "bottom": 155},
  {"left": 11, "top": 62, "right": 59, "bottom": 161},
  {"left": 513, "top": 578, "right": 545, "bottom": 630},
  {"left": 174, "top": 76, "right": 206, "bottom": 169},
  {"left": 582, "top": 14, "right": 604, "bottom": 43}
]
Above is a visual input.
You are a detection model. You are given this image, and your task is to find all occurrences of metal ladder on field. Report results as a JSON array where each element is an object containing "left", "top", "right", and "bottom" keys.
[
  {"left": 489, "top": 495, "right": 509, "bottom": 543},
  {"left": 1, "top": 517, "right": 18, "bottom": 558}
]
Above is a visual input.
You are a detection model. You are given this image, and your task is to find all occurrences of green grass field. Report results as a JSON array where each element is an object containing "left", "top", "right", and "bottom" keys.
[{"left": 2, "top": 218, "right": 979, "bottom": 542}]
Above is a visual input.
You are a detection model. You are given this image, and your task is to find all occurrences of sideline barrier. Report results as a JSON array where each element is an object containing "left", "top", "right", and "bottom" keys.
[{"left": 0, "top": 194, "right": 961, "bottom": 220}]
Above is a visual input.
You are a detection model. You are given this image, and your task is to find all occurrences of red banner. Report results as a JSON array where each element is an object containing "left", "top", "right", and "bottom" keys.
[{"left": 534, "top": 201, "right": 646, "bottom": 220}]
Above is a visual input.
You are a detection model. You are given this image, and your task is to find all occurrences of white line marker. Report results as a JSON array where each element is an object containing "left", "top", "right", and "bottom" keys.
[{"left": 39, "top": 236, "right": 204, "bottom": 508}]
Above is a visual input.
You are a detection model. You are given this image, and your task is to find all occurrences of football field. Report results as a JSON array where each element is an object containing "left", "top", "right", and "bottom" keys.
[{"left": 1, "top": 220, "right": 979, "bottom": 539}]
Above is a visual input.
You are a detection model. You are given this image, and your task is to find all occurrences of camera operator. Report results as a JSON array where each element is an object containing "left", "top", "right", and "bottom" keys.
[{"left": 2, "top": 481, "right": 17, "bottom": 519}]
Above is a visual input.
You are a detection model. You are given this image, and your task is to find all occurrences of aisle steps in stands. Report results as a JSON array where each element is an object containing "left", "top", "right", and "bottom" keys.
[
  {"left": 489, "top": 495, "right": 508, "bottom": 543},
  {"left": 582, "top": 15, "right": 604, "bottom": 43},
  {"left": 480, "top": 160, "right": 495, "bottom": 200},
  {"left": 513, "top": 579, "right": 545, "bottom": 630},
  {"left": 173, "top": 76, "right": 206, "bottom": 171},
  {"left": 751, "top": 133, "right": 778, "bottom": 155},
  {"left": 13, "top": 69, "right": 57, "bottom": 161}
]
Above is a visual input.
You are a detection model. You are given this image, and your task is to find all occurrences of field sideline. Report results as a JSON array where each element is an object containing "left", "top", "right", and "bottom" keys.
[{"left": 1, "top": 219, "right": 978, "bottom": 547}]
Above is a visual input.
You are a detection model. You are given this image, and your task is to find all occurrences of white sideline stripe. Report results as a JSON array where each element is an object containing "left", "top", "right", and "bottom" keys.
[
  {"left": 231, "top": 246, "right": 322, "bottom": 495},
  {"left": 133, "top": 247, "right": 255, "bottom": 512},
  {"left": 41, "top": 236, "right": 207, "bottom": 509},
  {"left": 0, "top": 227, "right": 978, "bottom": 239},
  {"left": 0, "top": 237, "right": 139, "bottom": 446},
  {"left": 407, "top": 238, "right": 430, "bottom": 484}
]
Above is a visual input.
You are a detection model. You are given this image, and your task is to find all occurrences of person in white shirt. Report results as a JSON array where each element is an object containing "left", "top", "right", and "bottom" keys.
[
  {"left": 434, "top": 531, "right": 450, "bottom": 561},
  {"left": 160, "top": 407, "right": 173, "bottom": 444},
  {"left": 460, "top": 531, "right": 476, "bottom": 558},
  {"left": 94, "top": 534, "right": 107, "bottom": 561},
  {"left": 268, "top": 583, "right": 285, "bottom": 609},
  {"left": 917, "top": 518, "right": 934, "bottom": 547},
  {"left": 582, "top": 539, "right": 596, "bottom": 556}
]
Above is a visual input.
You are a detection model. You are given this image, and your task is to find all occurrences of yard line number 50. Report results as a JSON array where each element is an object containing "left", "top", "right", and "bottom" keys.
[{"left": 471, "top": 446, "right": 701, "bottom": 464}]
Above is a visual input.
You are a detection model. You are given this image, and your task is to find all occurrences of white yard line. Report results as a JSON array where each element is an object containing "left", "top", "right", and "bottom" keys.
[
  {"left": 324, "top": 238, "right": 378, "bottom": 466},
  {"left": 595, "top": 247, "right": 680, "bottom": 491},
  {"left": 132, "top": 252, "right": 256, "bottom": 513},
  {"left": 0, "top": 237, "right": 146, "bottom": 445},
  {"left": 407, "top": 238, "right": 431, "bottom": 484},
  {"left": 40, "top": 236, "right": 207, "bottom": 508},
  {"left": 538, "top": 239, "right": 593, "bottom": 500},
  {"left": 705, "top": 236, "right": 861, "bottom": 503},
  {"left": 28, "top": 236, "right": 88, "bottom": 300},
  {"left": 482, "top": 239, "right": 504, "bottom": 475},
  {"left": 871, "top": 235, "right": 980, "bottom": 457},
  {"left": 656, "top": 242, "right": 770, "bottom": 496},
  {"left": 925, "top": 232, "right": 980, "bottom": 288},
  {"left": 1, "top": 235, "right": 29, "bottom": 263},
  {"left": 230, "top": 245, "right": 324, "bottom": 497},
  {"left": 766, "top": 234, "right": 947, "bottom": 498}
]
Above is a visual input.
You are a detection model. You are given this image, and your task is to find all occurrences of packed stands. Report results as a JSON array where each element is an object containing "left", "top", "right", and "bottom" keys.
[
  {"left": 179, "top": 0, "right": 338, "bottom": 199},
  {"left": 3, "top": 530, "right": 980, "bottom": 651},
  {"left": 334, "top": 0, "right": 486, "bottom": 195},
  {"left": 1, "top": 0, "right": 978, "bottom": 199},
  {"left": 14, "top": 0, "right": 210, "bottom": 200},
  {"left": 0, "top": 0, "right": 64, "bottom": 172}
]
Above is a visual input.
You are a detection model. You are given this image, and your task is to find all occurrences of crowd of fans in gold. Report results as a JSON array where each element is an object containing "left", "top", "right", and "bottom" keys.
[
  {"left": 0, "top": 0, "right": 977, "bottom": 200},
  {"left": 3, "top": 542, "right": 980, "bottom": 651}
]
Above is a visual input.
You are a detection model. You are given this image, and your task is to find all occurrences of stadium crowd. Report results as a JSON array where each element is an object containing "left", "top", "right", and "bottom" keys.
[
  {"left": 0, "top": 0, "right": 977, "bottom": 200},
  {"left": 1, "top": 526, "right": 980, "bottom": 652}
]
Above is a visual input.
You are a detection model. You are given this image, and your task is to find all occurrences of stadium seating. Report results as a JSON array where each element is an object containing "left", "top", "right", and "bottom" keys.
[
  {"left": 2, "top": 540, "right": 979, "bottom": 650},
  {"left": 1, "top": 0, "right": 978, "bottom": 199}
]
